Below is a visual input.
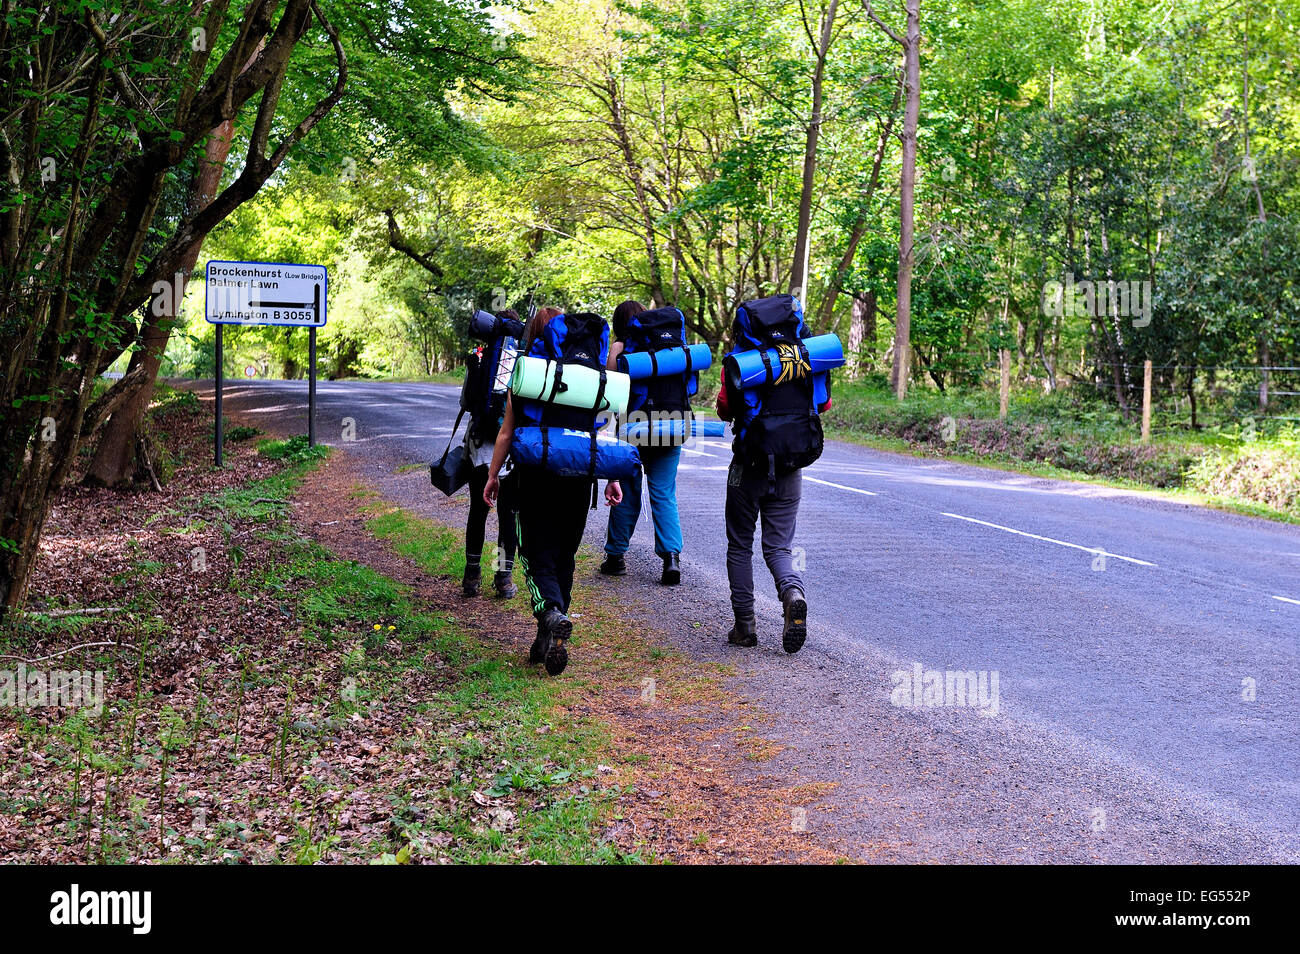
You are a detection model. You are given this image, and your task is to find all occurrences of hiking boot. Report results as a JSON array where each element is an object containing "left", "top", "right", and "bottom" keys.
[
  {"left": 461, "top": 567, "right": 481, "bottom": 598},
  {"left": 599, "top": 553, "right": 626, "bottom": 576},
  {"left": 660, "top": 553, "right": 681, "bottom": 586},
  {"left": 538, "top": 607, "right": 572, "bottom": 676},
  {"left": 781, "top": 588, "right": 807, "bottom": 654},
  {"left": 493, "top": 571, "right": 517, "bottom": 599},
  {"left": 529, "top": 621, "right": 547, "bottom": 665},
  {"left": 726, "top": 617, "right": 757, "bottom": 648}
]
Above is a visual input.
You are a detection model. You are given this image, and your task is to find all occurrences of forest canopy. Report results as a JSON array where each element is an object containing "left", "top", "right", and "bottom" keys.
[{"left": 180, "top": 0, "right": 1298, "bottom": 413}]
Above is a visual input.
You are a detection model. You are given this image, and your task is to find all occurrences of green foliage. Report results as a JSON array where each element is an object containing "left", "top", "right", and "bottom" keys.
[
  {"left": 1187, "top": 427, "right": 1300, "bottom": 519},
  {"left": 146, "top": 0, "right": 1300, "bottom": 448},
  {"left": 828, "top": 378, "right": 1300, "bottom": 517},
  {"left": 224, "top": 426, "right": 262, "bottom": 443},
  {"left": 256, "top": 435, "right": 329, "bottom": 464}
]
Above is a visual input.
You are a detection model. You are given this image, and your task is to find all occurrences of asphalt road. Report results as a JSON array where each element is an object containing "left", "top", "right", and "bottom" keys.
[{"left": 199, "top": 377, "right": 1300, "bottom": 863}]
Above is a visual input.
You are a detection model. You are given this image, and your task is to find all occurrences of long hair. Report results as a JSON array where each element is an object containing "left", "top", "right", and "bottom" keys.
[
  {"left": 524, "top": 306, "right": 562, "bottom": 350},
  {"left": 611, "top": 299, "right": 645, "bottom": 341}
]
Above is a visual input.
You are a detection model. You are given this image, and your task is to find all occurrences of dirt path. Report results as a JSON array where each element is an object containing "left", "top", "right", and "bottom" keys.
[{"left": 258, "top": 422, "right": 846, "bottom": 862}]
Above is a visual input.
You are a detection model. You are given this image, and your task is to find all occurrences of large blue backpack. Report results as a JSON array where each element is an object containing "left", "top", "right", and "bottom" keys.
[
  {"left": 512, "top": 312, "right": 640, "bottom": 492},
  {"left": 515, "top": 312, "right": 610, "bottom": 431},
  {"left": 723, "top": 294, "right": 826, "bottom": 475},
  {"left": 620, "top": 306, "right": 699, "bottom": 418}
]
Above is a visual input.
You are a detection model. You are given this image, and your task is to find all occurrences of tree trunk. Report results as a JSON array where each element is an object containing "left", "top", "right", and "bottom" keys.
[
  {"left": 788, "top": 0, "right": 839, "bottom": 298},
  {"left": 813, "top": 74, "right": 900, "bottom": 328},
  {"left": 85, "top": 79, "right": 245, "bottom": 486},
  {"left": 0, "top": 4, "right": 344, "bottom": 618},
  {"left": 892, "top": 0, "right": 920, "bottom": 401},
  {"left": 607, "top": 74, "right": 667, "bottom": 307},
  {"left": 848, "top": 291, "right": 876, "bottom": 374}
]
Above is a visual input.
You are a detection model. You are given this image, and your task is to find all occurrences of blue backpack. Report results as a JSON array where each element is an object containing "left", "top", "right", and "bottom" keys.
[
  {"left": 723, "top": 294, "right": 826, "bottom": 475},
  {"left": 513, "top": 312, "right": 634, "bottom": 493},
  {"left": 620, "top": 306, "right": 699, "bottom": 418},
  {"left": 515, "top": 312, "right": 610, "bottom": 430}
]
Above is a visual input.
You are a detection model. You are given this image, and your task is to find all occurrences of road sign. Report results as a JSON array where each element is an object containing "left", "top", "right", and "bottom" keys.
[
  {"left": 206, "top": 259, "right": 327, "bottom": 466},
  {"left": 204, "top": 260, "right": 327, "bottom": 327}
]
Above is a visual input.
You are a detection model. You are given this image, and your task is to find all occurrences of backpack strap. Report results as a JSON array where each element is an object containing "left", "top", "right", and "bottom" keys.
[
  {"left": 546, "top": 361, "right": 568, "bottom": 402},
  {"left": 587, "top": 385, "right": 600, "bottom": 505},
  {"left": 540, "top": 424, "right": 551, "bottom": 472}
]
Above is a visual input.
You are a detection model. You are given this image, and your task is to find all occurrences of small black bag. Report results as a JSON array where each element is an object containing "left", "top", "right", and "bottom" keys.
[{"left": 430, "top": 408, "right": 472, "bottom": 496}]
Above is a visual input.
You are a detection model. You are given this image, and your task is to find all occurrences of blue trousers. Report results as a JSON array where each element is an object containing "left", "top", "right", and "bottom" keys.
[{"left": 604, "top": 444, "right": 684, "bottom": 557}]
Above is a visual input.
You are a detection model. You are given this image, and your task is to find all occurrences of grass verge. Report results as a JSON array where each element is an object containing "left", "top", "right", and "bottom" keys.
[
  {"left": 1, "top": 435, "right": 642, "bottom": 863},
  {"left": 824, "top": 381, "right": 1300, "bottom": 523}
]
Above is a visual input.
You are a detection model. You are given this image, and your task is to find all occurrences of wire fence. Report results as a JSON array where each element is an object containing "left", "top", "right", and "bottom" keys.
[
  {"left": 687, "top": 338, "right": 1300, "bottom": 431},
  {"left": 1023, "top": 358, "right": 1300, "bottom": 433}
]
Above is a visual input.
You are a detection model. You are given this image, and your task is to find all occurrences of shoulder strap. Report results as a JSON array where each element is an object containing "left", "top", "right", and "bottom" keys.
[{"left": 440, "top": 407, "right": 468, "bottom": 461}]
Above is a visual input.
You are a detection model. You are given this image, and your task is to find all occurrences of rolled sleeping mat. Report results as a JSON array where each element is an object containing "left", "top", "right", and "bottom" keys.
[
  {"left": 618, "top": 342, "right": 713, "bottom": 381},
  {"left": 469, "top": 309, "right": 526, "bottom": 342},
  {"left": 622, "top": 416, "right": 727, "bottom": 444},
  {"left": 510, "top": 354, "right": 631, "bottom": 416},
  {"left": 728, "top": 333, "right": 845, "bottom": 389},
  {"left": 468, "top": 309, "right": 498, "bottom": 340},
  {"left": 510, "top": 426, "right": 642, "bottom": 481},
  {"left": 814, "top": 371, "right": 831, "bottom": 409}
]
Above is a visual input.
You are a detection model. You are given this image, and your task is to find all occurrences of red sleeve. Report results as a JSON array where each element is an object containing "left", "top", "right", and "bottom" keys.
[
  {"left": 818, "top": 397, "right": 832, "bottom": 413},
  {"left": 716, "top": 367, "right": 732, "bottom": 421}
]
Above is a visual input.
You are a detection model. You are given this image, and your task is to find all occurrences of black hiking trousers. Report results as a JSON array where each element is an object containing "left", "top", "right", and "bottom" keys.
[
  {"left": 465, "top": 465, "right": 518, "bottom": 576},
  {"left": 514, "top": 465, "right": 593, "bottom": 618}
]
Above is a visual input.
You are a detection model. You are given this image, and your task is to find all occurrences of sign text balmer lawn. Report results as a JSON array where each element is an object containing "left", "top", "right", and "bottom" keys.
[{"left": 204, "top": 260, "right": 328, "bottom": 464}]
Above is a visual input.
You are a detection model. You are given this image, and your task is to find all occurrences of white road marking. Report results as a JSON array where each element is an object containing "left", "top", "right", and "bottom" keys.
[
  {"left": 805, "top": 476, "right": 878, "bottom": 496},
  {"left": 1273, "top": 596, "right": 1300, "bottom": 606},
  {"left": 941, "top": 512, "right": 1157, "bottom": 566}
]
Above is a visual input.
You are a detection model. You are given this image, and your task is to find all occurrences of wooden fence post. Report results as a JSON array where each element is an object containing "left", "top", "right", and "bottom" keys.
[
  {"left": 999, "top": 349, "right": 1010, "bottom": 420},
  {"left": 1141, "top": 359, "right": 1152, "bottom": 443}
]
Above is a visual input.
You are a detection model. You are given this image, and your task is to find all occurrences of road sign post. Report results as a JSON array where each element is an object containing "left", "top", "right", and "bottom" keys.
[
  {"left": 215, "top": 323, "right": 224, "bottom": 466},
  {"left": 204, "top": 260, "right": 327, "bottom": 465},
  {"left": 309, "top": 326, "right": 317, "bottom": 448}
]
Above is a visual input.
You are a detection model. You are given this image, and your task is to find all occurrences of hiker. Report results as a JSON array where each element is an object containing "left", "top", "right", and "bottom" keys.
[
  {"left": 599, "top": 299, "right": 699, "bottom": 586},
  {"left": 484, "top": 306, "right": 634, "bottom": 676},
  {"left": 461, "top": 308, "right": 525, "bottom": 599},
  {"left": 716, "top": 294, "right": 837, "bottom": 654}
]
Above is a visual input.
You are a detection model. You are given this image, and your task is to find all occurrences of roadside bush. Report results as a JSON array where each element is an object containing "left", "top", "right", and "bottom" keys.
[{"left": 1187, "top": 429, "right": 1300, "bottom": 518}]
